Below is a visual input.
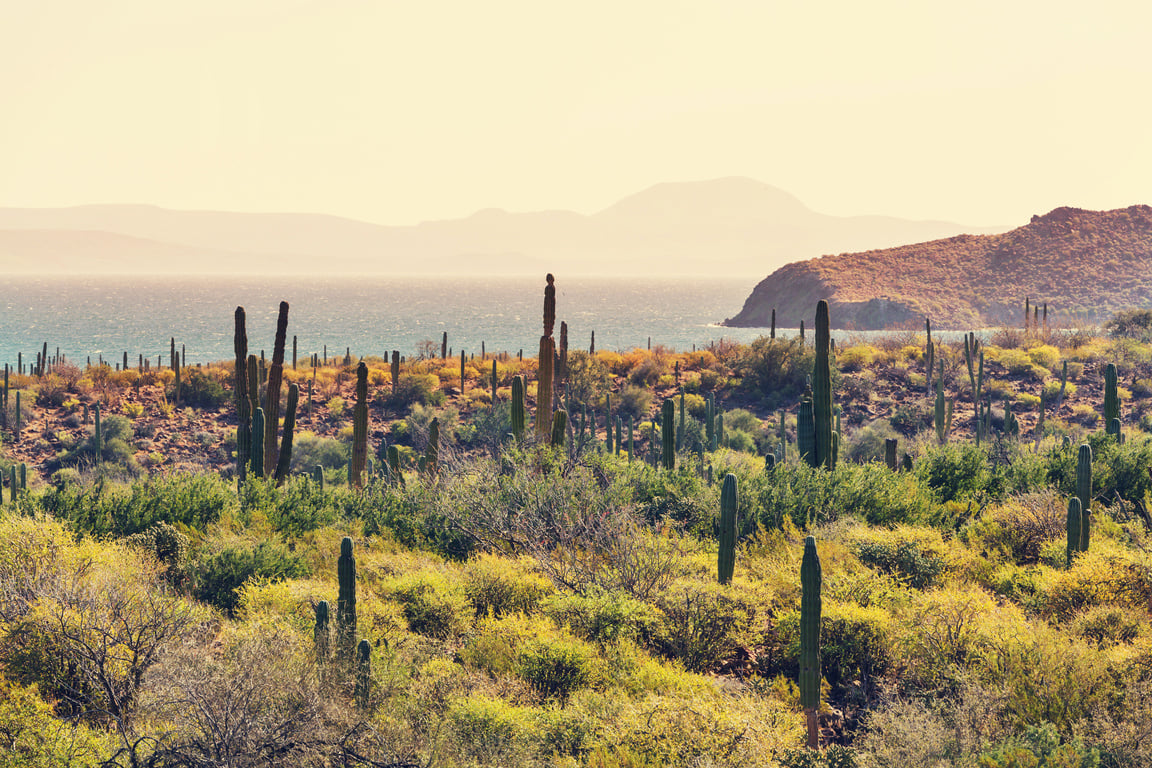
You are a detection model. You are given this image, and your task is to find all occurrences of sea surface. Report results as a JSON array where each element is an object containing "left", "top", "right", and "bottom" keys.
[{"left": 0, "top": 275, "right": 786, "bottom": 367}]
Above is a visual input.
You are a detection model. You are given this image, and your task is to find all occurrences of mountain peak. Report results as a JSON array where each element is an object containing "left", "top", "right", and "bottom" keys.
[{"left": 595, "top": 176, "right": 813, "bottom": 220}]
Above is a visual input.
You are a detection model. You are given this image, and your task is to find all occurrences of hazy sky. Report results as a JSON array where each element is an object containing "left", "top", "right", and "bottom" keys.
[{"left": 2, "top": 0, "right": 1149, "bottom": 226}]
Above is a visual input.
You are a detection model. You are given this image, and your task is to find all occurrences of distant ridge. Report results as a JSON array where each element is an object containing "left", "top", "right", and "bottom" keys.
[
  {"left": 723, "top": 205, "right": 1152, "bottom": 330},
  {"left": 0, "top": 178, "right": 995, "bottom": 277}
]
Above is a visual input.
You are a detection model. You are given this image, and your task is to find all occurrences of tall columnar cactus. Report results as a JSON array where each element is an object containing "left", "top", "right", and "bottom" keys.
[
  {"left": 717, "top": 473, "right": 737, "bottom": 585},
  {"left": 1077, "top": 443, "right": 1092, "bottom": 552},
  {"left": 264, "top": 301, "right": 289, "bottom": 475},
  {"left": 173, "top": 349, "right": 181, "bottom": 407},
  {"left": 351, "top": 362, "right": 368, "bottom": 488},
  {"left": 536, "top": 274, "right": 556, "bottom": 438},
  {"left": 441, "top": 332, "right": 447, "bottom": 360},
  {"left": 426, "top": 417, "right": 440, "bottom": 475},
  {"left": 558, "top": 321, "right": 569, "bottom": 385},
  {"left": 925, "top": 317, "right": 935, "bottom": 397},
  {"left": 1066, "top": 497, "right": 1082, "bottom": 568},
  {"left": 355, "top": 639, "right": 371, "bottom": 710},
  {"left": 313, "top": 464, "right": 325, "bottom": 492},
  {"left": 661, "top": 398, "right": 675, "bottom": 470},
  {"left": 770, "top": 308, "right": 776, "bottom": 339},
  {"left": 813, "top": 300, "right": 834, "bottom": 470},
  {"left": 92, "top": 401, "right": 101, "bottom": 462},
  {"left": 251, "top": 408, "right": 265, "bottom": 478},
  {"left": 1104, "top": 362, "right": 1119, "bottom": 432},
  {"left": 391, "top": 351, "right": 400, "bottom": 392},
  {"left": 511, "top": 375, "right": 525, "bottom": 440},
  {"left": 797, "top": 398, "right": 815, "bottom": 465},
  {"left": 491, "top": 359, "right": 498, "bottom": 405},
  {"left": 550, "top": 409, "right": 567, "bottom": 447},
  {"left": 315, "top": 600, "right": 330, "bottom": 663},
  {"left": 717, "top": 410, "right": 725, "bottom": 450},
  {"left": 628, "top": 416, "right": 634, "bottom": 462},
  {"left": 885, "top": 438, "right": 898, "bottom": 471},
  {"left": 706, "top": 393, "right": 716, "bottom": 451},
  {"left": 677, "top": 391, "right": 685, "bottom": 451},
  {"left": 934, "top": 360, "right": 953, "bottom": 444},
  {"left": 387, "top": 445, "right": 403, "bottom": 486},
  {"left": 8, "top": 466, "right": 15, "bottom": 504},
  {"left": 460, "top": 349, "right": 466, "bottom": 393},
  {"left": 247, "top": 354, "right": 259, "bottom": 419},
  {"left": 274, "top": 383, "right": 298, "bottom": 485},
  {"left": 800, "top": 535, "right": 822, "bottom": 750},
  {"left": 337, "top": 537, "right": 357, "bottom": 660},
  {"left": 615, "top": 417, "right": 622, "bottom": 456},
  {"left": 605, "top": 393, "right": 613, "bottom": 452}
]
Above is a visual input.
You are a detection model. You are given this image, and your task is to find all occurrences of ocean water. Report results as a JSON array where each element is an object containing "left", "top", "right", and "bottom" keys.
[{"left": 0, "top": 275, "right": 782, "bottom": 367}]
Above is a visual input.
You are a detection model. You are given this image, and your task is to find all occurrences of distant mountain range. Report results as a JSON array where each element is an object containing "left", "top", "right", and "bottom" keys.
[
  {"left": 723, "top": 205, "right": 1152, "bottom": 330},
  {"left": 0, "top": 178, "right": 1000, "bottom": 277}
]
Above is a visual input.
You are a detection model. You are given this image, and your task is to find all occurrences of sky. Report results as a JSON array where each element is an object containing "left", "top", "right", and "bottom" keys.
[{"left": 1, "top": 0, "right": 1150, "bottom": 227}]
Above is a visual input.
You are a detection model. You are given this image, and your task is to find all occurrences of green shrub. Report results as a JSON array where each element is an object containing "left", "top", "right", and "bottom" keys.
[
  {"left": 977, "top": 722, "right": 1099, "bottom": 767},
  {"left": 387, "top": 373, "right": 442, "bottom": 409},
  {"left": 517, "top": 636, "right": 600, "bottom": 701},
  {"left": 651, "top": 580, "right": 768, "bottom": 672},
  {"left": 733, "top": 336, "right": 818, "bottom": 408},
  {"left": 542, "top": 588, "right": 659, "bottom": 645},
  {"left": 778, "top": 600, "right": 892, "bottom": 689},
  {"left": 464, "top": 553, "right": 554, "bottom": 617},
  {"left": 190, "top": 538, "right": 309, "bottom": 616},
  {"left": 855, "top": 537, "right": 944, "bottom": 589},
  {"left": 382, "top": 569, "right": 472, "bottom": 639},
  {"left": 447, "top": 694, "right": 534, "bottom": 765},
  {"left": 617, "top": 385, "right": 653, "bottom": 421},
  {"left": 174, "top": 369, "right": 227, "bottom": 408}
]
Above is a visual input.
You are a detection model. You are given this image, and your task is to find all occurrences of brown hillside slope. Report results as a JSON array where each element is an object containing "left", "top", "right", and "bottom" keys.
[{"left": 724, "top": 205, "right": 1152, "bottom": 329}]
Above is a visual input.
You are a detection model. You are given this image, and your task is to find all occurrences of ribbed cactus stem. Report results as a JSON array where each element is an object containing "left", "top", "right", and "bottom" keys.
[
  {"left": 315, "top": 600, "right": 330, "bottom": 662},
  {"left": 8, "top": 466, "right": 15, "bottom": 503},
  {"left": 1066, "top": 497, "right": 1082, "bottom": 568},
  {"left": 661, "top": 398, "right": 675, "bottom": 470},
  {"left": 550, "top": 409, "right": 567, "bottom": 447},
  {"left": 1104, "top": 362, "right": 1119, "bottom": 427},
  {"left": 615, "top": 417, "right": 622, "bottom": 456},
  {"left": 677, "top": 391, "right": 685, "bottom": 451},
  {"left": 351, "top": 362, "right": 368, "bottom": 488},
  {"left": 706, "top": 393, "right": 716, "bottom": 451},
  {"left": 605, "top": 393, "right": 613, "bottom": 452},
  {"left": 264, "top": 301, "right": 289, "bottom": 475},
  {"left": 337, "top": 537, "right": 357, "bottom": 659},
  {"left": 491, "top": 359, "right": 497, "bottom": 405},
  {"left": 92, "top": 401, "right": 101, "bottom": 462},
  {"left": 717, "top": 473, "right": 737, "bottom": 584},
  {"left": 251, "top": 408, "right": 265, "bottom": 478},
  {"left": 798, "top": 398, "right": 815, "bottom": 467},
  {"left": 813, "top": 300, "right": 834, "bottom": 469},
  {"left": 511, "top": 376, "right": 525, "bottom": 440},
  {"left": 391, "top": 351, "right": 400, "bottom": 392},
  {"left": 1077, "top": 443, "right": 1092, "bottom": 552},
  {"left": 313, "top": 464, "right": 324, "bottom": 492},
  {"left": 426, "top": 417, "right": 439, "bottom": 475},
  {"left": 885, "top": 438, "right": 898, "bottom": 471},
  {"left": 273, "top": 383, "right": 298, "bottom": 484},
  {"left": 537, "top": 336, "right": 554, "bottom": 439},
  {"left": 387, "top": 445, "right": 403, "bottom": 486},
  {"left": 800, "top": 535, "right": 822, "bottom": 749},
  {"left": 355, "top": 639, "right": 371, "bottom": 709}
]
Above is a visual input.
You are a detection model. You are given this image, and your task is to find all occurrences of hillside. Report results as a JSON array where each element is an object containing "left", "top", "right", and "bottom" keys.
[
  {"left": 724, "top": 205, "right": 1152, "bottom": 329},
  {"left": 0, "top": 178, "right": 994, "bottom": 277}
]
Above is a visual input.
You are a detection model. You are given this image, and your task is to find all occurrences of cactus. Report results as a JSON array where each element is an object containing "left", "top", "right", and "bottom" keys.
[
  {"left": 8, "top": 465, "right": 15, "bottom": 503},
  {"left": 934, "top": 360, "right": 952, "bottom": 444},
  {"left": 925, "top": 317, "right": 935, "bottom": 397},
  {"left": 799, "top": 319, "right": 805, "bottom": 345},
  {"left": 441, "top": 331, "right": 447, "bottom": 360},
  {"left": 460, "top": 349, "right": 466, "bottom": 393},
  {"left": 550, "top": 409, "right": 567, "bottom": 447},
  {"left": 1066, "top": 497, "right": 1082, "bottom": 568},
  {"left": 800, "top": 535, "right": 822, "bottom": 749},
  {"left": 1077, "top": 443, "right": 1092, "bottom": 552},
  {"left": 351, "top": 362, "right": 368, "bottom": 488},
  {"left": 264, "top": 301, "right": 289, "bottom": 475},
  {"left": 1108, "top": 417, "right": 1123, "bottom": 443},
  {"left": 354, "top": 638, "right": 371, "bottom": 710},
  {"left": 770, "top": 308, "right": 776, "bottom": 339},
  {"left": 511, "top": 376, "right": 525, "bottom": 440},
  {"left": 274, "top": 383, "right": 298, "bottom": 484},
  {"left": 706, "top": 393, "right": 716, "bottom": 451},
  {"left": 313, "top": 464, "right": 324, "bottom": 491},
  {"left": 91, "top": 400, "right": 100, "bottom": 461},
  {"left": 251, "top": 408, "right": 265, "bottom": 478},
  {"left": 1104, "top": 362, "right": 1119, "bottom": 433},
  {"left": 718, "top": 473, "right": 737, "bottom": 584},
  {"left": 19, "top": 463, "right": 25, "bottom": 492},
  {"left": 614, "top": 417, "right": 622, "bottom": 456},
  {"left": 605, "top": 393, "right": 613, "bottom": 452},
  {"left": 589, "top": 330, "right": 595, "bottom": 355},
  {"left": 558, "top": 321, "right": 569, "bottom": 384},
  {"left": 337, "top": 537, "right": 357, "bottom": 659},
  {"left": 662, "top": 398, "right": 675, "bottom": 470},
  {"left": 387, "top": 445, "right": 403, "bottom": 486},
  {"left": 885, "top": 438, "right": 898, "bottom": 471},
  {"left": 491, "top": 359, "right": 497, "bottom": 405},
  {"left": 315, "top": 600, "right": 330, "bottom": 663},
  {"left": 813, "top": 300, "right": 834, "bottom": 469},
  {"left": 173, "top": 348, "right": 181, "bottom": 407},
  {"left": 391, "top": 350, "right": 400, "bottom": 392},
  {"left": 797, "top": 398, "right": 815, "bottom": 465},
  {"left": 765, "top": 453, "right": 776, "bottom": 471},
  {"left": 717, "top": 410, "right": 725, "bottom": 450},
  {"left": 537, "top": 275, "right": 557, "bottom": 439},
  {"left": 628, "top": 416, "right": 634, "bottom": 462},
  {"left": 902, "top": 453, "right": 913, "bottom": 471},
  {"left": 426, "top": 417, "right": 440, "bottom": 475},
  {"left": 677, "top": 391, "right": 685, "bottom": 451},
  {"left": 247, "top": 354, "right": 259, "bottom": 420}
]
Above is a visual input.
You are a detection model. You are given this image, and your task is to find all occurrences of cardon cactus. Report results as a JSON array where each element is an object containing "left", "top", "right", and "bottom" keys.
[
  {"left": 717, "top": 473, "right": 737, "bottom": 584},
  {"left": 615, "top": 417, "right": 622, "bottom": 456},
  {"left": 511, "top": 376, "right": 525, "bottom": 440},
  {"left": 337, "top": 537, "right": 357, "bottom": 658},
  {"left": 92, "top": 401, "right": 101, "bottom": 461},
  {"left": 1077, "top": 443, "right": 1092, "bottom": 552},
  {"left": 1066, "top": 497, "right": 1082, "bottom": 568},
  {"left": 1104, "top": 362, "right": 1119, "bottom": 428},
  {"left": 355, "top": 639, "right": 371, "bottom": 710},
  {"left": 885, "top": 438, "right": 898, "bottom": 471},
  {"left": 251, "top": 408, "right": 265, "bottom": 478},
  {"left": 351, "top": 362, "right": 368, "bottom": 488},
  {"left": 273, "top": 383, "right": 298, "bottom": 484},
  {"left": 797, "top": 398, "right": 815, "bottom": 466},
  {"left": 265, "top": 301, "right": 289, "bottom": 474},
  {"left": 536, "top": 274, "right": 556, "bottom": 438},
  {"left": 387, "top": 445, "right": 403, "bottom": 486},
  {"left": 800, "top": 535, "right": 822, "bottom": 749},
  {"left": 391, "top": 350, "right": 400, "bottom": 392},
  {"left": 661, "top": 398, "right": 675, "bottom": 470},
  {"left": 314, "top": 600, "right": 330, "bottom": 663},
  {"left": 426, "top": 417, "right": 440, "bottom": 475},
  {"left": 551, "top": 409, "right": 567, "bottom": 447},
  {"left": 313, "top": 464, "right": 324, "bottom": 491},
  {"left": 812, "top": 300, "right": 834, "bottom": 469}
]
